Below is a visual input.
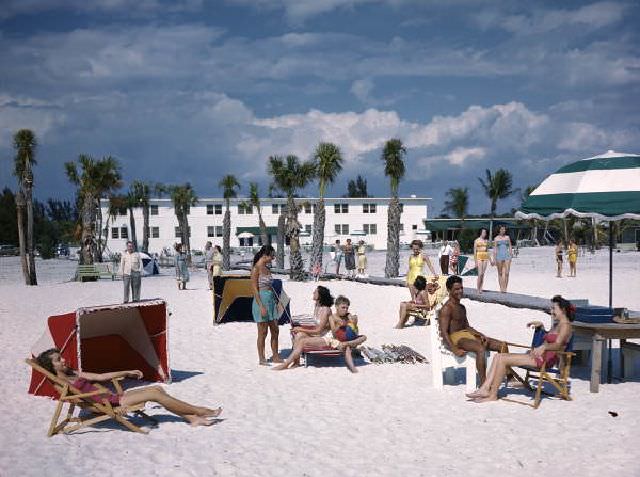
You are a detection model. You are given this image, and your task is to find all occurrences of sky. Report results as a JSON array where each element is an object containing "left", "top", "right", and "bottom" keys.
[{"left": 0, "top": 0, "right": 638, "bottom": 215}]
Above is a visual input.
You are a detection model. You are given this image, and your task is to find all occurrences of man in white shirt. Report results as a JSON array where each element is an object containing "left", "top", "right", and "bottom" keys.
[
  {"left": 438, "top": 240, "right": 453, "bottom": 275},
  {"left": 119, "top": 241, "right": 143, "bottom": 302}
]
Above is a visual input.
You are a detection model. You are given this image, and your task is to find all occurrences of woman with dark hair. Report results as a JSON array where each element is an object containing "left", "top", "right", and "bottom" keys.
[
  {"left": 395, "top": 275, "right": 431, "bottom": 329},
  {"left": 473, "top": 228, "right": 490, "bottom": 293},
  {"left": 493, "top": 225, "right": 513, "bottom": 293},
  {"left": 36, "top": 348, "right": 222, "bottom": 426},
  {"left": 251, "top": 245, "right": 282, "bottom": 365},
  {"left": 466, "top": 295, "right": 574, "bottom": 402},
  {"left": 288, "top": 285, "right": 335, "bottom": 367}
]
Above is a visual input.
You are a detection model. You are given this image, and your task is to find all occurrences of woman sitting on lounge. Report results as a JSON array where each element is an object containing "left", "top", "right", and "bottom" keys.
[
  {"left": 275, "top": 295, "right": 367, "bottom": 373},
  {"left": 466, "top": 295, "right": 574, "bottom": 402},
  {"left": 36, "top": 348, "right": 222, "bottom": 426},
  {"left": 289, "top": 285, "right": 334, "bottom": 368},
  {"left": 395, "top": 275, "right": 431, "bottom": 329}
]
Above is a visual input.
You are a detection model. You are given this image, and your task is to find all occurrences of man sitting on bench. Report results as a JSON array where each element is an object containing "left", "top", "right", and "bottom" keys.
[
  {"left": 439, "top": 275, "right": 505, "bottom": 385},
  {"left": 275, "top": 295, "right": 367, "bottom": 373}
]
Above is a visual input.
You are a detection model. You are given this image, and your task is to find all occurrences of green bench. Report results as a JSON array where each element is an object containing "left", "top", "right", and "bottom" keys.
[{"left": 76, "top": 263, "right": 117, "bottom": 282}]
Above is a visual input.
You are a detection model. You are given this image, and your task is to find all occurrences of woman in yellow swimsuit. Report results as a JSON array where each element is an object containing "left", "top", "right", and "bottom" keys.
[
  {"left": 473, "top": 228, "right": 490, "bottom": 293},
  {"left": 567, "top": 239, "right": 578, "bottom": 277},
  {"left": 406, "top": 239, "right": 437, "bottom": 300}
]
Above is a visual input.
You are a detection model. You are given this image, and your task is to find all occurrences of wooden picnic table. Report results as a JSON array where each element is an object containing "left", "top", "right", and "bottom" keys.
[{"left": 572, "top": 321, "right": 640, "bottom": 393}]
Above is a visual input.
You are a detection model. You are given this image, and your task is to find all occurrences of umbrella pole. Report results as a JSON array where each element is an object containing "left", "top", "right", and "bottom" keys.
[{"left": 608, "top": 224, "right": 613, "bottom": 383}]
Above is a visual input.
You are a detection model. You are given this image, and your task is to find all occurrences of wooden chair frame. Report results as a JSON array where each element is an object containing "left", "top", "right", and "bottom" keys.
[
  {"left": 502, "top": 342, "right": 575, "bottom": 409},
  {"left": 26, "top": 359, "right": 157, "bottom": 436}
]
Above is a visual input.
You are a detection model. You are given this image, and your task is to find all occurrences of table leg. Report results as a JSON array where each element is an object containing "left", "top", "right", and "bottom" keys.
[
  {"left": 607, "top": 338, "right": 612, "bottom": 384},
  {"left": 591, "top": 335, "right": 604, "bottom": 393}
]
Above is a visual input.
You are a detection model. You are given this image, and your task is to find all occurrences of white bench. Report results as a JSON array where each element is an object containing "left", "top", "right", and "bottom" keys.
[{"left": 429, "top": 299, "right": 490, "bottom": 392}]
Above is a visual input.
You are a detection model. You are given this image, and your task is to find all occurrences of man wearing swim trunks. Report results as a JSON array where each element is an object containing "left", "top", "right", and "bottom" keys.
[{"left": 439, "top": 275, "right": 505, "bottom": 384}]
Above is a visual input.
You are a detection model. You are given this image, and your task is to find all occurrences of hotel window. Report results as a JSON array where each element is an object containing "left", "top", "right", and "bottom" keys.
[
  {"left": 120, "top": 226, "right": 128, "bottom": 239},
  {"left": 304, "top": 203, "right": 311, "bottom": 214},
  {"left": 334, "top": 224, "right": 349, "bottom": 235},
  {"left": 215, "top": 226, "right": 223, "bottom": 237},
  {"left": 363, "top": 224, "right": 377, "bottom": 235},
  {"left": 334, "top": 203, "right": 349, "bottom": 213},
  {"left": 238, "top": 204, "right": 253, "bottom": 214},
  {"left": 207, "top": 226, "right": 215, "bottom": 237},
  {"left": 207, "top": 205, "right": 214, "bottom": 215},
  {"left": 305, "top": 224, "right": 312, "bottom": 234},
  {"left": 102, "top": 227, "right": 108, "bottom": 237},
  {"left": 215, "top": 204, "right": 222, "bottom": 215},
  {"left": 412, "top": 224, "right": 418, "bottom": 230},
  {"left": 111, "top": 227, "right": 119, "bottom": 239},
  {"left": 151, "top": 226, "right": 160, "bottom": 238},
  {"left": 272, "top": 204, "right": 280, "bottom": 214},
  {"left": 363, "top": 203, "right": 377, "bottom": 213},
  {"left": 150, "top": 205, "right": 159, "bottom": 215}
]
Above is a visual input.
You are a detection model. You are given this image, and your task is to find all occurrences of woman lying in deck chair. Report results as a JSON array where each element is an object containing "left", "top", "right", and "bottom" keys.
[
  {"left": 465, "top": 295, "right": 574, "bottom": 403},
  {"left": 36, "top": 348, "right": 223, "bottom": 426},
  {"left": 275, "top": 295, "right": 367, "bottom": 373},
  {"left": 395, "top": 275, "right": 432, "bottom": 329}
]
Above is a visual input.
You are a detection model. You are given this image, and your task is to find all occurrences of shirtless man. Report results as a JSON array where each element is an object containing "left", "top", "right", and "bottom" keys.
[{"left": 439, "top": 275, "right": 505, "bottom": 384}]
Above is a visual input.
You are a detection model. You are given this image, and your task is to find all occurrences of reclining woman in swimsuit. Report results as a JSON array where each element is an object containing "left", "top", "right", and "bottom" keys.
[
  {"left": 36, "top": 348, "right": 223, "bottom": 426},
  {"left": 274, "top": 295, "right": 367, "bottom": 373},
  {"left": 395, "top": 275, "right": 431, "bottom": 329},
  {"left": 466, "top": 295, "right": 574, "bottom": 402}
]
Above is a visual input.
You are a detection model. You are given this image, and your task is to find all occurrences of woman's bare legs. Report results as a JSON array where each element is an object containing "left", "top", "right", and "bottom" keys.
[
  {"left": 395, "top": 302, "right": 416, "bottom": 329},
  {"left": 496, "top": 261, "right": 505, "bottom": 292},
  {"left": 467, "top": 353, "right": 537, "bottom": 401},
  {"left": 274, "top": 336, "right": 327, "bottom": 370},
  {"left": 257, "top": 322, "right": 269, "bottom": 365},
  {"left": 476, "top": 260, "right": 488, "bottom": 292},
  {"left": 290, "top": 331, "right": 311, "bottom": 367},
  {"left": 503, "top": 260, "right": 511, "bottom": 292},
  {"left": 556, "top": 259, "right": 562, "bottom": 277},
  {"left": 339, "top": 336, "right": 367, "bottom": 373},
  {"left": 119, "top": 385, "right": 222, "bottom": 426},
  {"left": 267, "top": 320, "right": 282, "bottom": 363}
]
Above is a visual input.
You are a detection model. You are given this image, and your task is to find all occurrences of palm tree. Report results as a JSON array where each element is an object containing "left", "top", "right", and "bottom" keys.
[
  {"left": 13, "top": 129, "right": 38, "bottom": 285},
  {"left": 65, "top": 155, "right": 122, "bottom": 265},
  {"left": 104, "top": 194, "right": 127, "bottom": 254},
  {"left": 311, "top": 142, "right": 343, "bottom": 273},
  {"left": 478, "top": 168, "right": 517, "bottom": 238},
  {"left": 382, "top": 139, "right": 406, "bottom": 278},
  {"left": 249, "top": 182, "right": 269, "bottom": 246},
  {"left": 268, "top": 155, "right": 316, "bottom": 281},
  {"left": 167, "top": 184, "right": 197, "bottom": 258},
  {"left": 443, "top": 187, "right": 469, "bottom": 220},
  {"left": 218, "top": 175, "right": 240, "bottom": 270},
  {"left": 131, "top": 181, "right": 151, "bottom": 253}
]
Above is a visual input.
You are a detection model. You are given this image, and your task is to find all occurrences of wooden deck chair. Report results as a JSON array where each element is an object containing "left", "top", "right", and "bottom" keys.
[
  {"left": 503, "top": 328, "right": 575, "bottom": 409},
  {"left": 26, "top": 358, "right": 156, "bottom": 436},
  {"left": 289, "top": 315, "right": 343, "bottom": 367}
]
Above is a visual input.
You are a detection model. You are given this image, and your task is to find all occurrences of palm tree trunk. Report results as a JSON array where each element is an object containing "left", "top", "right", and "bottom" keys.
[
  {"left": 142, "top": 204, "right": 150, "bottom": 253},
  {"left": 25, "top": 184, "right": 37, "bottom": 285},
  {"left": 276, "top": 212, "right": 285, "bottom": 269},
  {"left": 257, "top": 208, "right": 268, "bottom": 245},
  {"left": 128, "top": 207, "right": 137, "bottom": 249},
  {"left": 286, "top": 197, "right": 304, "bottom": 280},
  {"left": 385, "top": 196, "right": 400, "bottom": 278},
  {"left": 184, "top": 213, "right": 191, "bottom": 265},
  {"left": 80, "top": 193, "right": 95, "bottom": 265},
  {"left": 310, "top": 199, "right": 325, "bottom": 272},
  {"left": 222, "top": 206, "right": 231, "bottom": 270},
  {"left": 489, "top": 200, "right": 497, "bottom": 239},
  {"left": 16, "top": 190, "right": 29, "bottom": 284}
]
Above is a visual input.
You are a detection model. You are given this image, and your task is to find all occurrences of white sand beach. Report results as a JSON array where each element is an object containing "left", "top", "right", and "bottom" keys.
[{"left": 1, "top": 247, "right": 639, "bottom": 477}]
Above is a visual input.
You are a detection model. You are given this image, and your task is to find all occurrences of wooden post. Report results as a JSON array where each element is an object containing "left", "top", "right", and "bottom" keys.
[{"left": 591, "top": 335, "right": 604, "bottom": 393}]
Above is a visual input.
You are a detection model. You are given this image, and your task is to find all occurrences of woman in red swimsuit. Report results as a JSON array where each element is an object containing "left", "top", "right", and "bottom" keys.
[
  {"left": 466, "top": 295, "right": 574, "bottom": 402},
  {"left": 36, "top": 348, "right": 223, "bottom": 426}
]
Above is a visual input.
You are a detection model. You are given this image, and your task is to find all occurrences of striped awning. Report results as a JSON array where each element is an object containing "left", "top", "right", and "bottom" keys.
[{"left": 516, "top": 151, "right": 640, "bottom": 221}]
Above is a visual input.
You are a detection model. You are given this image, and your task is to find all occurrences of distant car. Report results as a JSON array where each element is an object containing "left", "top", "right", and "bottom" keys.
[
  {"left": 55, "top": 243, "right": 70, "bottom": 257},
  {"left": 0, "top": 244, "right": 19, "bottom": 256}
]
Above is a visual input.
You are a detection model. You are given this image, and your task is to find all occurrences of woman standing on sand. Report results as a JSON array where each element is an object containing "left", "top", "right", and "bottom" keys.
[
  {"left": 174, "top": 243, "right": 190, "bottom": 290},
  {"left": 344, "top": 239, "right": 356, "bottom": 278},
  {"left": 406, "top": 239, "right": 437, "bottom": 300},
  {"left": 473, "top": 228, "right": 491, "bottom": 293},
  {"left": 356, "top": 240, "right": 367, "bottom": 276},
  {"left": 555, "top": 241, "right": 564, "bottom": 278},
  {"left": 251, "top": 245, "right": 282, "bottom": 366},
  {"left": 36, "top": 348, "right": 222, "bottom": 426},
  {"left": 493, "top": 226, "right": 512, "bottom": 293},
  {"left": 467, "top": 295, "right": 574, "bottom": 403},
  {"left": 567, "top": 239, "right": 578, "bottom": 277}
]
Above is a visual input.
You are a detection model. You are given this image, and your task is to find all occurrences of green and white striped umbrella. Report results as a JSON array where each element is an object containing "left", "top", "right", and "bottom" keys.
[{"left": 516, "top": 150, "right": 640, "bottom": 221}]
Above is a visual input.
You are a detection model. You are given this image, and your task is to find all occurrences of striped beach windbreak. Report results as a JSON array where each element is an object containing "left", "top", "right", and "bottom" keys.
[{"left": 516, "top": 151, "right": 640, "bottom": 221}]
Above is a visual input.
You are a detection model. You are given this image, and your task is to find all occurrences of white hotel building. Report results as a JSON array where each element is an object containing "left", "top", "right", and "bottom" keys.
[{"left": 100, "top": 196, "right": 431, "bottom": 253}]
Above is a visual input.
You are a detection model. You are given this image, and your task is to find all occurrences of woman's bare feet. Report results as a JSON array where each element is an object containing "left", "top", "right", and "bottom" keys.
[
  {"left": 273, "top": 362, "right": 289, "bottom": 371},
  {"left": 271, "top": 355, "right": 284, "bottom": 364},
  {"left": 185, "top": 415, "right": 217, "bottom": 426},
  {"left": 259, "top": 359, "right": 269, "bottom": 366},
  {"left": 472, "top": 394, "right": 498, "bottom": 403},
  {"left": 465, "top": 389, "right": 489, "bottom": 399},
  {"left": 199, "top": 406, "right": 222, "bottom": 417}
]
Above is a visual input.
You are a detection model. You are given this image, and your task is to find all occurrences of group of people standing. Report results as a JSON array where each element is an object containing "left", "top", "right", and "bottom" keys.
[
  {"left": 473, "top": 226, "right": 514, "bottom": 293},
  {"left": 331, "top": 239, "right": 367, "bottom": 277},
  {"left": 555, "top": 239, "right": 578, "bottom": 278}
]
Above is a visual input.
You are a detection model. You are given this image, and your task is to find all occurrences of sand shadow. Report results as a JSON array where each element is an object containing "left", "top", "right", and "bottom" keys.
[{"left": 170, "top": 369, "right": 205, "bottom": 383}]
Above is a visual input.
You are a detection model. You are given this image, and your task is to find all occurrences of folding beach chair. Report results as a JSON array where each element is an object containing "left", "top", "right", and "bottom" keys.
[
  {"left": 26, "top": 358, "right": 156, "bottom": 436},
  {"left": 289, "top": 315, "right": 343, "bottom": 367},
  {"left": 503, "top": 328, "right": 575, "bottom": 409}
]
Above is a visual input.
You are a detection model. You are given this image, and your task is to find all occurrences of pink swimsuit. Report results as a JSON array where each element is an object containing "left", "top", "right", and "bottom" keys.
[
  {"left": 72, "top": 378, "right": 121, "bottom": 406},
  {"left": 534, "top": 333, "right": 560, "bottom": 368}
]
